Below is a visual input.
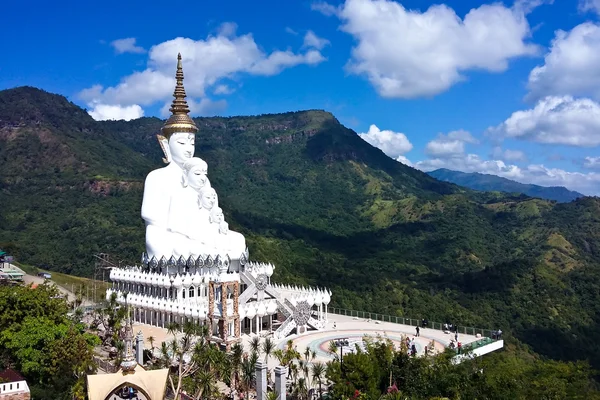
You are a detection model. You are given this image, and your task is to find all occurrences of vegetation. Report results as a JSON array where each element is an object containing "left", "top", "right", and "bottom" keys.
[
  {"left": 428, "top": 168, "right": 584, "bottom": 203},
  {"left": 1, "top": 86, "right": 600, "bottom": 391},
  {"left": 326, "top": 335, "right": 600, "bottom": 399},
  {"left": 0, "top": 283, "right": 99, "bottom": 399}
]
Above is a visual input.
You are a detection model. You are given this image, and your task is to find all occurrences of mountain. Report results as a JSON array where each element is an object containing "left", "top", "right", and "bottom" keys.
[
  {"left": 2, "top": 87, "right": 600, "bottom": 373},
  {"left": 428, "top": 168, "right": 585, "bottom": 203}
]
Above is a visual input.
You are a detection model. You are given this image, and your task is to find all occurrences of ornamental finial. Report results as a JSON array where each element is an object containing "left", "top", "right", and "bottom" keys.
[{"left": 161, "top": 53, "right": 199, "bottom": 138}]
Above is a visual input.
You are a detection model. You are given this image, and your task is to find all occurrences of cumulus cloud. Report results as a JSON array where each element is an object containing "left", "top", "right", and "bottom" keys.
[
  {"left": 303, "top": 30, "right": 331, "bottom": 50},
  {"left": 159, "top": 98, "right": 227, "bottom": 118},
  {"left": 311, "top": 1, "right": 342, "bottom": 16},
  {"left": 319, "top": 0, "right": 538, "bottom": 98},
  {"left": 416, "top": 154, "right": 600, "bottom": 196},
  {"left": 110, "top": 38, "right": 146, "bottom": 54},
  {"left": 213, "top": 84, "right": 234, "bottom": 95},
  {"left": 396, "top": 155, "right": 413, "bottom": 166},
  {"left": 285, "top": 27, "right": 299, "bottom": 35},
  {"left": 489, "top": 96, "right": 600, "bottom": 147},
  {"left": 358, "top": 124, "right": 413, "bottom": 159},
  {"left": 424, "top": 130, "right": 478, "bottom": 158},
  {"left": 492, "top": 147, "right": 527, "bottom": 162},
  {"left": 584, "top": 156, "right": 600, "bottom": 169},
  {"left": 80, "top": 23, "right": 326, "bottom": 117},
  {"left": 527, "top": 22, "right": 600, "bottom": 101},
  {"left": 87, "top": 104, "right": 144, "bottom": 121},
  {"left": 579, "top": 0, "right": 600, "bottom": 15}
]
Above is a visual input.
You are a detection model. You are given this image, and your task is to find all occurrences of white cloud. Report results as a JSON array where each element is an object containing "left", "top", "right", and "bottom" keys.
[
  {"left": 396, "top": 155, "right": 413, "bottom": 166},
  {"left": 80, "top": 23, "right": 326, "bottom": 114},
  {"left": 584, "top": 156, "right": 600, "bottom": 169},
  {"left": 303, "top": 30, "right": 331, "bottom": 50},
  {"left": 213, "top": 84, "right": 234, "bottom": 95},
  {"left": 416, "top": 154, "right": 600, "bottom": 196},
  {"left": 324, "top": 0, "right": 538, "bottom": 98},
  {"left": 527, "top": 22, "right": 600, "bottom": 101},
  {"left": 110, "top": 38, "right": 146, "bottom": 54},
  {"left": 285, "top": 27, "right": 299, "bottom": 35},
  {"left": 311, "top": 1, "right": 341, "bottom": 16},
  {"left": 424, "top": 130, "right": 478, "bottom": 157},
  {"left": 492, "top": 147, "right": 527, "bottom": 162},
  {"left": 217, "top": 22, "right": 238, "bottom": 38},
  {"left": 489, "top": 96, "right": 600, "bottom": 147},
  {"left": 579, "top": 0, "right": 600, "bottom": 15},
  {"left": 358, "top": 124, "right": 413, "bottom": 158},
  {"left": 159, "top": 98, "right": 227, "bottom": 118},
  {"left": 88, "top": 104, "right": 144, "bottom": 121}
]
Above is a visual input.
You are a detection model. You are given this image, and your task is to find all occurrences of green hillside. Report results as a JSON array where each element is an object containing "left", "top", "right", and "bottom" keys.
[{"left": 1, "top": 87, "right": 600, "bottom": 373}]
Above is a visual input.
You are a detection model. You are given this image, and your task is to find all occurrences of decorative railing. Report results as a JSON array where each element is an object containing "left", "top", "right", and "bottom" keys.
[{"left": 328, "top": 307, "right": 497, "bottom": 339}]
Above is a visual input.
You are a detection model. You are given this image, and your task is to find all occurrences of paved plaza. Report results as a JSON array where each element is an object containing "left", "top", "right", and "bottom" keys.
[{"left": 133, "top": 312, "right": 481, "bottom": 368}]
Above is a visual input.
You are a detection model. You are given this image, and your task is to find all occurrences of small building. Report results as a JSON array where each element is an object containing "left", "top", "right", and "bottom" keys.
[{"left": 0, "top": 369, "right": 30, "bottom": 400}]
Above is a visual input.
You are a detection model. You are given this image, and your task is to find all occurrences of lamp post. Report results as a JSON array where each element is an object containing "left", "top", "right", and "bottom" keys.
[{"left": 334, "top": 338, "right": 349, "bottom": 377}]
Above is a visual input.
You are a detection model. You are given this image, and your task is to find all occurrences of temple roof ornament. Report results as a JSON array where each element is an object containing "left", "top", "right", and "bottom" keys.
[{"left": 160, "top": 53, "right": 198, "bottom": 138}]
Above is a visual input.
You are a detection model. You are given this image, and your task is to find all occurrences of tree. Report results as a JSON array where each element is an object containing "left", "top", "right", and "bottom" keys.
[
  {"left": 311, "top": 362, "right": 326, "bottom": 400},
  {"left": 0, "top": 284, "right": 99, "bottom": 400}
]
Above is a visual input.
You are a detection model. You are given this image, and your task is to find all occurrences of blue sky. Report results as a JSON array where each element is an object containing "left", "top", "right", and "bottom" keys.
[{"left": 1, "top": 0, "right": 600, "bottom": 194}]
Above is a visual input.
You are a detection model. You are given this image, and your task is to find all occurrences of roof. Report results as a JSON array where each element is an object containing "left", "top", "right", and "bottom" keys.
[
  {"left": 0, "top": 368, "right": 26, "bottom": 382},
  {"left": 87, "top": 365, "right": 169, "bottom": 400}
]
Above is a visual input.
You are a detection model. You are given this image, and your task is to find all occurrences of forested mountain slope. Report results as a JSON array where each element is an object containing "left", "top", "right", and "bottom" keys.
[{"left": 1, "top": 86, "right": 600, "bottom": 370}]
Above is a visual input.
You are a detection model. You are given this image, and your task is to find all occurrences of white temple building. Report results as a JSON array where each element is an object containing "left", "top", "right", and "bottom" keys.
[{"left": 106, "top": 54, "right": 331, "bottom": 348}]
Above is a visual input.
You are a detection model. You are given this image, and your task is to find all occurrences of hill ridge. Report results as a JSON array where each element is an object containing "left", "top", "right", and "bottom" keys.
[
  {"left": 1, "top": 86, "right": 600, "bottom": 371},
  {"left": 428, "top": 168, "right": 584, "bottom": 203}
]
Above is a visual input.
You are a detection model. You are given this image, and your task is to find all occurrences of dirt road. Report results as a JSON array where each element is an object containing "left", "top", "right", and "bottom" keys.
[{"left": 22, "top": 273, "right": 94, "bottom": 307}]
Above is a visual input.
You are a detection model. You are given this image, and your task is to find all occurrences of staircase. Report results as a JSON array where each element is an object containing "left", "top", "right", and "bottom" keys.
[
  {"left": 276, "top": 299, "right": 292, "bottom": 318},
  {"left": 238, "top": 283, "right": 256, "bottom": 304},
  {"left": 274, "top": 318, "right": 297, "bottom": 339}
]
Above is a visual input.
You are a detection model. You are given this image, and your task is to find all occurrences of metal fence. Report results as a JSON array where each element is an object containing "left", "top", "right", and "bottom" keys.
[
  {"left": 93, "top": 356, "right": 118, "bottom": 373},
  {"left": 328, "top": 307, "right": 495, "bottom": 339}
]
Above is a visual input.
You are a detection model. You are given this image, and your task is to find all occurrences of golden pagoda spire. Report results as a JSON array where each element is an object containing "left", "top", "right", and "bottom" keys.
[{"left": 161, "top": 53, "right": 198, "bottom": 138}]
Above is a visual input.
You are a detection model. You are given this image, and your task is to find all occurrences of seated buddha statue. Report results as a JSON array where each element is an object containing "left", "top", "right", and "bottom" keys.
[{"left": 141, "top": 54, "right": 198, "bottom": 260}]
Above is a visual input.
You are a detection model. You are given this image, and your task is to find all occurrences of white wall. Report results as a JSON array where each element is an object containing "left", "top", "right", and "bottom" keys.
[
  {"left": 451, "top": 340, "right": 504, "bottom": 364},
  {"left": 0, "top": 380, "right": 30, "bottom": 395}
]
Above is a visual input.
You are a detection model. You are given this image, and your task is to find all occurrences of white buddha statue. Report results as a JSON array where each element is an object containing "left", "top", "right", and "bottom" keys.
[
  {"left": 168, "top": 157, "right": 212, "bottom": 257},
  {"left": 141, "top": 53, "right": 198, "bottom": 260},
  {"left": 209, "top": 207, "right": 247, "bottom": 257},
  {"left": 141, "top": 52, "right": 247, "bottom": 263}
]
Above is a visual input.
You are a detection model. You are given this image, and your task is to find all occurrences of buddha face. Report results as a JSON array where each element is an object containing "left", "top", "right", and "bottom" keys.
[
  {"left": 210, "top": 208, "right": 224, "bottom": 224},
  {"left": 187, "top": 166, "right": 208, "bottom": 191},
  {"left": 200, "top": 189, "right": 217, "bottom": 210},
  {"left": 168, "top": 132, "right": 195, "bottom": 167}
]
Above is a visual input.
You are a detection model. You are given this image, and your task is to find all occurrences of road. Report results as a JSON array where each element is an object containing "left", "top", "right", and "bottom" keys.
[{"left": 21, "top": 271, "right": 94, "bottom": 307}]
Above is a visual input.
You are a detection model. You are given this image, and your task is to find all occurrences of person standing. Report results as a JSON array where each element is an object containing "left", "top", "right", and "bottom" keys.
[{"left": 416, "top": 326, "right": 420, "bottom": 337}]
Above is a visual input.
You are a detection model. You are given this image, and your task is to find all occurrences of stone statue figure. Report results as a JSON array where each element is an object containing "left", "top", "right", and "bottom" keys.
[
  {"left": 209, "top": 207, "right": 247, "bottom": 257},
  {"left": 141, "top": 53, "right": 247, "bottom": 263},
  {"left": 141, "top": 53, "right": 199, "bottom": 260}
]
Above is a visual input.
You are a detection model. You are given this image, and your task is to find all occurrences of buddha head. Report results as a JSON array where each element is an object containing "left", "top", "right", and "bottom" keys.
[
  {"left": 159, "top": 53, "right": 199, "bottom": 168},
  {"left": 168, "top": 133, "right": 195, "bottom": 168},
  {"left": 199, "top": 186, "right": 218, "bottom": 210},
  {"left": 210, "top": 207, "right": 225, "bottom": 224},
  {"left": 182, "top": 157, "right": 209, "bottom": 190}
]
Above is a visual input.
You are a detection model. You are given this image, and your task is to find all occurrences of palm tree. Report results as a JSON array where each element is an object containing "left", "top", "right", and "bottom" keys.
[
  {"left": 266, "top": 390, "right": 280, "bottom": 400},
  {"left": 263, "top": 337, "right": 275, "bottom": 364},
  {"left": 250, "top": 336, "right": 262, "bottom": 356},
  {"left": 311, "top": 362, "right": 326, "bottom": 400},
  {"left": 230, "top": 343, "right": 245, "bottom": 390},
  {"left": 147, "top": 335, "right": 156, "bottom": 354},
  {"left": 241, "top": 355, "right": 256, "bottom": 400}
]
